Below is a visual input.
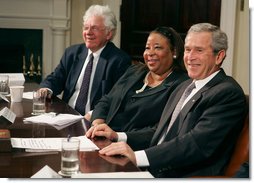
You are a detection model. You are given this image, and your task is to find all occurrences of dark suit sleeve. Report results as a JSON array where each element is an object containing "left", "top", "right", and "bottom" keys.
[
  {"left": 112, "top": 54, "right": 131, "bottom": 84},
  {"left": 99, "top": 44, "right": 131, "bottom": 94},
  {"left": 126, "top": 126, "right": 156, "bottom": 151},
  {"left": 91, "top": 64, "right": 139, "bottom": 121},
  {"left": 90, "top": 94, "right": 111, "bottom": 120}
]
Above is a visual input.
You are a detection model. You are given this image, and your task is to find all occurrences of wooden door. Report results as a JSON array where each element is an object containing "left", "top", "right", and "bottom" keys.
[{"left": 120, "top": 0, "right": 221, "bottom": 62}]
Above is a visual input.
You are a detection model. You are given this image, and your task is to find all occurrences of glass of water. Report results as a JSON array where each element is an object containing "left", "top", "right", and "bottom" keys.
[
  {"left": 32, "top": 90, "right": 46, "bottom": 115},
  {"left": 60, "top": 138, "right": 80, "bottom": 177},
  {"left": 0, "top": 75, "right": 9, "bottom": 95}
]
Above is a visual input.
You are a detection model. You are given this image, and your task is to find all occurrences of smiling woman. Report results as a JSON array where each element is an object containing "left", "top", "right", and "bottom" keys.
[{"left": 86, "top": 26, "right": 188, "bottom": 133}]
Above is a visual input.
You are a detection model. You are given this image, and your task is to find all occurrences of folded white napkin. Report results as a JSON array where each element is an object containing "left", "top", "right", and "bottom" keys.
[{"left": 31, "top": 165, "right": 61, "bottom": 178}]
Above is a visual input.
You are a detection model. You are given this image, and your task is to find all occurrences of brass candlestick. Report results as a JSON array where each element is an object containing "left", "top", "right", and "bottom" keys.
[
  {"left": 37, "top": 56, "right": 41, "bottom": 76},
  {"left": 29, "top": 53, "right": 35, "bottom": 77},
  {"left": 22, "top": 55, "right": 27, "bottom": 76}
]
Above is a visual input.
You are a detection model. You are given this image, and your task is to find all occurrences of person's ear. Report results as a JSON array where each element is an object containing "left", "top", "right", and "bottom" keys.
[
  {"left": 106, "top": 30, "right": 113, "bottom": 41},
  {"left": 215, "top": 50, "right": 226, "bottom": 65}
]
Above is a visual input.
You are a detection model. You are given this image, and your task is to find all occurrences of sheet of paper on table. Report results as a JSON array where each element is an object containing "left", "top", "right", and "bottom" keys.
[
  {"left": 0, "top": 107, "right": 16, "bottom": 123},
  {"left": 23, "top": 113, "right": 84, "bottom": 130},
  {"left": 11, "top": 136, "right": 99, "bottom": 152},
  {"left": 71, "top": 171, "right": 154, "bottom": 178}
]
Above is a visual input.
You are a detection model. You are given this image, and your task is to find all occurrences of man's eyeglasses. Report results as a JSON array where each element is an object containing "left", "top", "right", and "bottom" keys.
[{"left": 83, "top": 26, "right": 106, "bottom": 32}]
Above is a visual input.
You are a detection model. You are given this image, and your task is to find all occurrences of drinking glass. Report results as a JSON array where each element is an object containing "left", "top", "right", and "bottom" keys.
[
  {"left": 0, "top": 75, "right": 9, "bottom": 95},
  {"left": 32, "top": 91, "right": 46, "bottom": 115},
  {"left": 60, "top": 138, "right": 80, "bottom": 177}
]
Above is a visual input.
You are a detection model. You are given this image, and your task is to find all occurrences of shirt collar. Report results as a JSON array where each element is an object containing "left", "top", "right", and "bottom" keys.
[
  {"left": 88, "top": 45, "right": 106, "bottom": 59},
  {"left": 193, "top": 70, "right": 221, "bottom": 90}
]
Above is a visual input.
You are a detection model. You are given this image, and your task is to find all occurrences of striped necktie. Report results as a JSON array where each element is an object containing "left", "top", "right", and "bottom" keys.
[
  {"left": 158, "top": 82, "right": 196, "bottom": 144},
  {"left": 75, "top": 53, "right": 94, "bottom": 115}
]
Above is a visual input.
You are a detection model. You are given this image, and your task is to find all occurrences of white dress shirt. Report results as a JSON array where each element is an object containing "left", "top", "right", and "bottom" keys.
[{"left": 68, "top": 46, "right": 105, "bottom": 114}]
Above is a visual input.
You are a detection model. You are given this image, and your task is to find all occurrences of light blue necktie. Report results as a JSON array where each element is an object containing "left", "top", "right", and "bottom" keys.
[{"left": 158, "top": 82, "right": 196, "bottom": 144}]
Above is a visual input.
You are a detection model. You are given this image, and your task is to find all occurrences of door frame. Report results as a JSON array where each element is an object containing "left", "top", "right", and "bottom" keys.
[{"left": 220, "top": 0, "right": 237, "bottom": 76}]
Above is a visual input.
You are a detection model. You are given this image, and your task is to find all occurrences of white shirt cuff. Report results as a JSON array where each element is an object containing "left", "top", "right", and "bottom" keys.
[
  {"left": 135, "top": 150, "right": 150, "bottom": 167},
  {"left": 117, "top": 132, "right": 127, "bottom": 142},
  {"left": 88, "top": 110, "right": 93, "bottom": 116},
  {"left": 47, "top": 88, "right": 53, "bottom": 96}
]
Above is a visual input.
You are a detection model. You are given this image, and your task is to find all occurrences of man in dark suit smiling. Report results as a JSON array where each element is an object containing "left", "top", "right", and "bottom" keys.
[
  {"left": 39, "top": 5, "right": 131, "bottom": 115},
  {"left": 86, "top": 23, "right": 247, "bottom": 178}
]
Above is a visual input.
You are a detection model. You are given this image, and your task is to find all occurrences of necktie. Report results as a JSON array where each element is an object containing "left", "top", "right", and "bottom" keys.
[
  {"left": 158, "top": 82, "right": 196, "bottom": 144},
  {"left": 75, "top": 53, "right": 94, "bottom": 115}
]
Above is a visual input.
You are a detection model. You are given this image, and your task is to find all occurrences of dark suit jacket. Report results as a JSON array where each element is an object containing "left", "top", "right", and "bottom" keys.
[
  {"left": 127, "top": 69, "right": 247, "bottom": 178},
  {"left": 40, "top": 42, "right": 131, "bottom": 111},
  {"left": 91, "top": 63, "right": 188, "bottom": 132}
]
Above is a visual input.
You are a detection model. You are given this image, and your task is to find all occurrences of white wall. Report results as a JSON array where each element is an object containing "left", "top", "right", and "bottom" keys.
[
  {"left": 232, "top": 0, "right": 249, "bottom": 94},
  {"left": 70, "top": 0, "right": 87, "bottom": 45}
]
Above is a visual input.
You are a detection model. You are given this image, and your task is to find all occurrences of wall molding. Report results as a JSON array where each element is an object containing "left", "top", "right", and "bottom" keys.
[{"left": 0, "top": 0, "right": 71, "bottom": 77}]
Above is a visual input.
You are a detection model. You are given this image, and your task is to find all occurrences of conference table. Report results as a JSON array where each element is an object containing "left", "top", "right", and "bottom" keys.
[{"left": 0, "top": 83, "right": 140, "bottom": 178}]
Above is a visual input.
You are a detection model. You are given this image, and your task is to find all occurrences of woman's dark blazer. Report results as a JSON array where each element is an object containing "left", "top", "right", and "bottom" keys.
[
  {"left": 91, "top": 63, "right": 188, "bottom": 132},
  {"left": 40, "top": 42, "right": 131, "bottom": 110}
]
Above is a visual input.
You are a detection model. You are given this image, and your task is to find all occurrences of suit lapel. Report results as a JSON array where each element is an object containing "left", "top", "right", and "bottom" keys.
[
  {"left": 90, "top": 42, "right": 114, "bottom": 104},
  {"left": 107, "top": 69, "right": 147, "bottom": 123},
  {"left": 68, "top": 48, "right": 88, "bottom": 97},
  {"left": 151, "top": 69, "right": 227, "bottom": 145},
  {"left": 165, "top": 69, "right": 227, "bottom": 140},
  {"left": 133, "top": 73, "right": 175, "bottom": 98},
  {"left": 134, "top": 83, "right": 168, "bottom": 97},
  {"left": 90, "top": 56, "right": 107, "bottom": 103},
  {"left": 150, "top": 80, "right": 192, "bottom": 146},
  {"left": 165, "top": 91, "right": 202, "bottom": 139},
  {"left": 121, "top": 70, "right": 147, "bottom": 98}
]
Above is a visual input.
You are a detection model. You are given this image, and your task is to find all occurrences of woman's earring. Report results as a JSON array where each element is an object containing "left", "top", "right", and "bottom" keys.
[{"left": 173, "top": 55, "right": 177, "bottom": 59}]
